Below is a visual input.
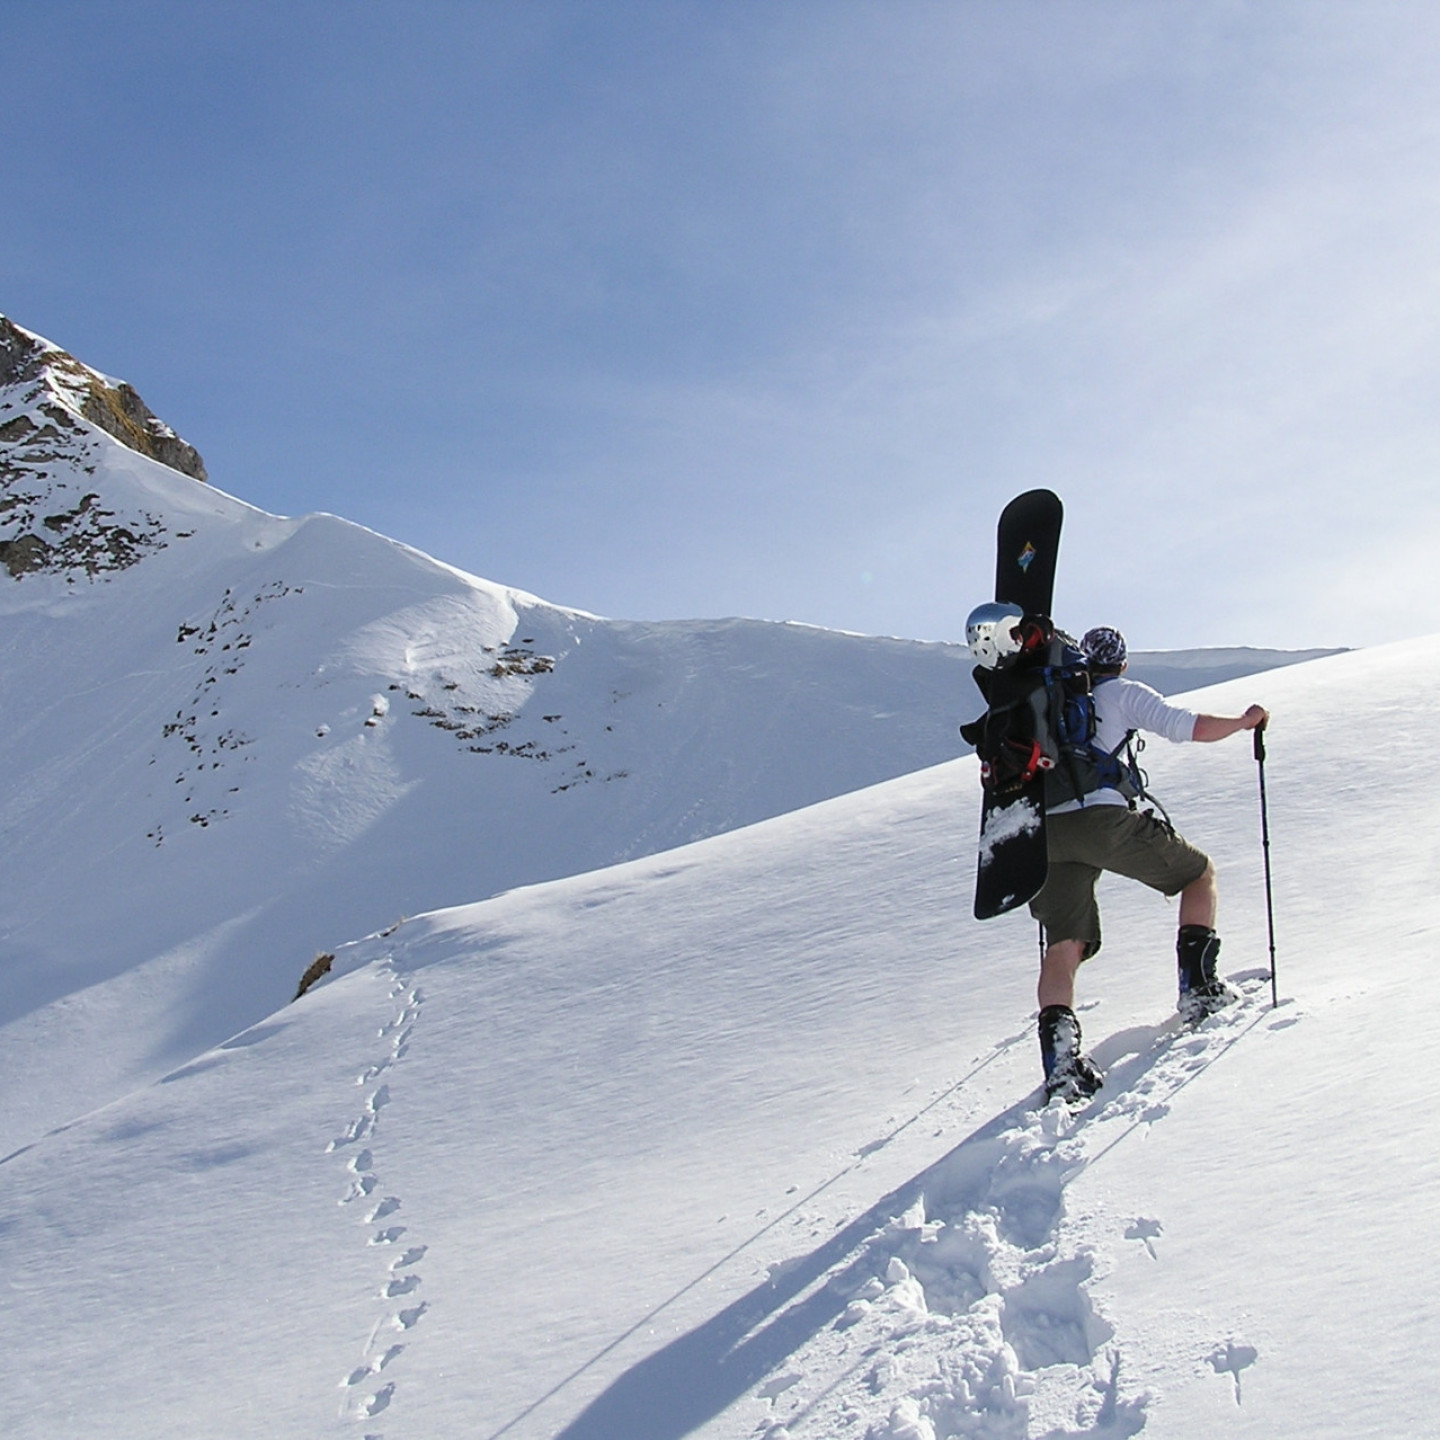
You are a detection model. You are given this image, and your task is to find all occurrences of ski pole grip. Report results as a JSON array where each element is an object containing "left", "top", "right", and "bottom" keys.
[{"left": 1253, "top": 717, "right": 1268, "bottom": 763}]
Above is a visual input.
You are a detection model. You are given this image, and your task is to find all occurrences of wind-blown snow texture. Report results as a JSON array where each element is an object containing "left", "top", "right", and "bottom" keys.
[
  {"left": 2, "top": 318, "right": 1413, "bottom": 1439},
  {"left": 5, "top": 639, "right": 1437, "bottom": 1439}
]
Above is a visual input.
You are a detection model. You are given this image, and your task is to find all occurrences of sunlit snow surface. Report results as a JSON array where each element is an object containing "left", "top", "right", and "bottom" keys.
[
  {"left": 0, "top": 343, "right": 1336, "bottom": 1166},
  {"left": 0, "top": 328, "right": 1421, "bottom": 1436},
  {"left": 0, "top": 419, "right": 972, "bottom": 1155},
  {"left": 4, "top": 636, "right": 1439, "bottom": 1438}
]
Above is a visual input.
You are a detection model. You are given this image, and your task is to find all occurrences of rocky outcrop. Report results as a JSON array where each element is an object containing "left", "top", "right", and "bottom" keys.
[
  {"left": 79, "top": 379, "right": 208, "bottom": 482},
  {"left": 0, "top": 315, "right": 202, "bottom": 581},
  {"left": 0, "top": 316, "right": 207, "bottom": 481}
]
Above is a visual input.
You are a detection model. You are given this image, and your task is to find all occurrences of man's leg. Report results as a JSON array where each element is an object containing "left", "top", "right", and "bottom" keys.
[
  {"left": 1035, "top": 937, "right": 1103, "bottom": 1100},
  {"left": 1029, "top": 823, "right": 1106, "bottom": 1101},
  {"left": 1038, "top": 938, "right": 1086, "bottom": 1010},
  {"left": 1172, "top": 861, "right": 1237, "bottom": 1019},
  {"left": 1080, "top": 813, "right": 1237, "bottom": 1020},
  {"left": 1178, "top": 859, "right": 1217, "bottom": 930}
]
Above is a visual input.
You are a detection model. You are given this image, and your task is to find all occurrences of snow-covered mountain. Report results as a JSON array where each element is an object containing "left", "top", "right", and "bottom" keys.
[
  {"left": 3, "top": 633, "right": 1435, "bottom": 1439},
  {"left": 1121, "top": 646, "right": 1343, "bottom": 698},
  {"left": 0, "top": 316, "right": 1329, "bottom": 1157},
  {"left": 0, "top": 316, "right": 981, "bottom": 1151},
  {"left": 5, "top": 315, "right": 1394, "bottom": 1439}
]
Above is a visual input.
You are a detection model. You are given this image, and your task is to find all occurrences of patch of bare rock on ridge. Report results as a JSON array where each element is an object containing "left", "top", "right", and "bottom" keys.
[{"left": 0, "top": 314, "right": 207, "bottom": 581}]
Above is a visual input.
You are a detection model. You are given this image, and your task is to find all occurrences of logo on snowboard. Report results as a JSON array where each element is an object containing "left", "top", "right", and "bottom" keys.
[{"left": 1017, "top": 541, "right": 1037, "bottom": 572}]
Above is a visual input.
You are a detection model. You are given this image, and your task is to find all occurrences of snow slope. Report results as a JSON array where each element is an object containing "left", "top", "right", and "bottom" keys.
[
  {"left": 3, "top": 637, "right": 1436, "bottom": 1439},
  {"left": 0, "top": 318, "right": 974, "bottom": 1153},
  {"left": 0, "top": 316, "right": 1323, "bottom": 1160}
]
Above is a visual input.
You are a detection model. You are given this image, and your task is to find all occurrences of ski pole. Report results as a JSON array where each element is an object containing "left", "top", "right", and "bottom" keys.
[{"left": 1253, "top": 719, "right": 1278, "bottom": 1007}]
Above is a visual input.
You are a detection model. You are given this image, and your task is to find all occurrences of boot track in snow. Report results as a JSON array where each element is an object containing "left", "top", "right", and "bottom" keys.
[{"left": 555, "top": 972, "right": 1285, "bottom": 1440}]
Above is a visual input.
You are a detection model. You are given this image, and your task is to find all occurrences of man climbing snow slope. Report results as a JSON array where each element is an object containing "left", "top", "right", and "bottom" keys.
[{"left": 1034, "top": 625, "right": 1269, "bottom": 1103}]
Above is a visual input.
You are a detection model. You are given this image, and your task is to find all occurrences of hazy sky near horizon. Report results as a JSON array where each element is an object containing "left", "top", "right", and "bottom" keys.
[{"left": 5, "top": 2, "right": 1440, "bottom": 649}]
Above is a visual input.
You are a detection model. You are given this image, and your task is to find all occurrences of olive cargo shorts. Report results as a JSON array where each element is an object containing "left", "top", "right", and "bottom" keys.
[{"left": 1029, "top": 805, "right": 1210, "bottom": 957}]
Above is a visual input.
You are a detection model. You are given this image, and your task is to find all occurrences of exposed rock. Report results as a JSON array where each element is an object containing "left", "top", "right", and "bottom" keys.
[
  {"left": 0, "top": 317, "right": 194, "bottom": 581},
  {"left": 80, "top": 379, "right": 207, "bottom": 482},
  {"left": 0, "top": 533, "right": 52, "bottom": 577},
  {"left": 0, "top": 315, "right": 207, "bottom": 481}
]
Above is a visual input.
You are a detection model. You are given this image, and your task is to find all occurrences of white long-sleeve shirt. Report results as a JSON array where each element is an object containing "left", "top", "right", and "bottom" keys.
[{"left": 1049, "top": 675, "right": 1198, "bottom": 813}]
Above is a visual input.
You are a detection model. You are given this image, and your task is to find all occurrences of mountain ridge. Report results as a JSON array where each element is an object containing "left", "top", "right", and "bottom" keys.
[
  {"left": 0, "top": 319, "right": 972, "bottom": 1152},
  {"left": 0, "top": 315, "right": 1339, "bottom": 1158}
]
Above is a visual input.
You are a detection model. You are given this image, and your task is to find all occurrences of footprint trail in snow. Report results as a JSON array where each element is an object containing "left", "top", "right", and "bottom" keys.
[{"left": 328, "top": 969, "right": 427, "bottom": 1433}]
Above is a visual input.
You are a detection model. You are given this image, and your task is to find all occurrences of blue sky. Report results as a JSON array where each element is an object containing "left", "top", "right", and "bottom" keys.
[{"left": 6, "top": 2, "right": 1440, "bottom": 648}]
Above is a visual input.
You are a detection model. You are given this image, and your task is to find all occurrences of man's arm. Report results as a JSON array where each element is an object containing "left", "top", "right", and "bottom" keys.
[{"left": 1192, "top": 705, "right": 1269, "bottom": 743}]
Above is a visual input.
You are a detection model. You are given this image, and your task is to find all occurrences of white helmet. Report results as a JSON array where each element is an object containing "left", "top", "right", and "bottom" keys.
[{"left": 965, "top": 600, "right": 1024, "bottom": 668}]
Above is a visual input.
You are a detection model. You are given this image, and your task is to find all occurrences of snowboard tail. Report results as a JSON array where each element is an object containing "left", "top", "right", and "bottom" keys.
[{"left": 974, "top": 786, "right": 1047, "bottom": 920}]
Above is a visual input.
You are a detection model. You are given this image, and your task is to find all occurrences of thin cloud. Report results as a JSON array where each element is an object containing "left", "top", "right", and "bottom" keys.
[{"left": 5, "top": 3, "right": 1440, "bottom": 648}]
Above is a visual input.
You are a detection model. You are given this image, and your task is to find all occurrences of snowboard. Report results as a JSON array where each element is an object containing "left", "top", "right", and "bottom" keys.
[
  {"left": 973, "top": 489, "right": 1063, "bottom": 922},
  {"left": 994, "top": 488, "right": 1063, "bottom": 620}
]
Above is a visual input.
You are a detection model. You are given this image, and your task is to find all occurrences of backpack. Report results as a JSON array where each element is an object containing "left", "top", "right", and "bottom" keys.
[{"left": 961, "top": 637, "right": 1146, "bottom": 807}]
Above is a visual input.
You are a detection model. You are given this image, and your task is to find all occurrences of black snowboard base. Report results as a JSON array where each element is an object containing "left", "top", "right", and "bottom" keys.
[
  {"left": 974, "top": 785, "right": 1047, "bottom": 920},
  {"left": 973, "top": 488, "right": 1064, "bottom": 919}
]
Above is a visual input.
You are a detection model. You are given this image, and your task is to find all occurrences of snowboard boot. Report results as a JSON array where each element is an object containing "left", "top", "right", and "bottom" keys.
[
  {"left": 1176, "top": 924, "right": 1240, "bottom": 1023},
  {"left": 1039, "top": 1004, "right": 1104, "bottom": 1104}
]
